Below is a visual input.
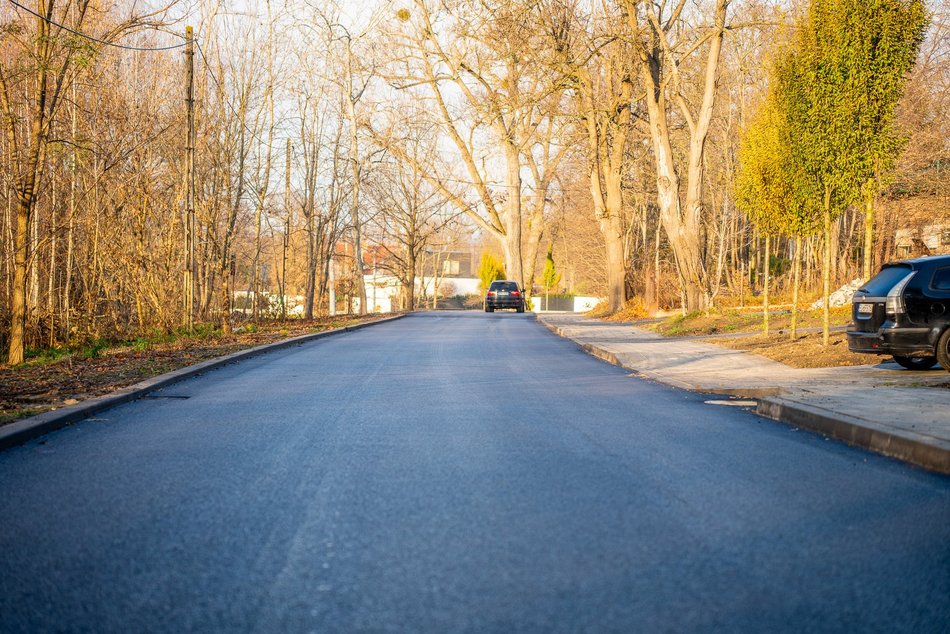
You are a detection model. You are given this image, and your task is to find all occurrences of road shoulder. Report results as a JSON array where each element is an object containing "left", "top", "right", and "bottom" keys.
[{"left": 0, "top": 315, "right": 404, "bottom": 452}]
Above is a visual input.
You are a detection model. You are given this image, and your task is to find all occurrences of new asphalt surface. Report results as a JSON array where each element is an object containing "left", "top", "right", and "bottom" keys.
[
  {"left": 0, "top": 312, "right": 948, "bottom": 633},
  {"left": 537, "top": 314, "right": 950, "bottom": 473}
]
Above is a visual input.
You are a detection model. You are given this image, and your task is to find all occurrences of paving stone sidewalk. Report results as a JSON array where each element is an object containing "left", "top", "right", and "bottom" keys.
[{"left": 538, "top": 313, "right": 950, "bottom": 474}]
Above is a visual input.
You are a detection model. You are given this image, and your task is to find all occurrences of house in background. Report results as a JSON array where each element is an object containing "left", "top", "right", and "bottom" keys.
[
  {"left": 877, "top": 194, "right": 949, "bottom": 261},
  {"left": 895, "top": 223, "right": 950, "bottom": 259},
  {"left": 356, "top": 246, "right": 481, "bottom": 313}
]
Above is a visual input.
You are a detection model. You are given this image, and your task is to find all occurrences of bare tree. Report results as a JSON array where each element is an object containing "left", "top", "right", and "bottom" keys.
[
  {"left": 383, "top": 0, "right": 563, "bottom": 291},
  {"left": 1, "top": 0, "right": 180, "bottom": 363},
  {"left": 620, "top": 0, "right": 730, "bottom": 312},
  {"left": 543, "top": 1, "right": 637, "bottom": 311},
  {"left": 365, "top": 125, "right": 459, "bottom": 309}
]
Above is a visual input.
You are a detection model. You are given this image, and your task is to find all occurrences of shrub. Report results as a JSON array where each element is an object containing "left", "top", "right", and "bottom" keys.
[{"left": 477, "top": 252, "right": 505, "bottom": 293}]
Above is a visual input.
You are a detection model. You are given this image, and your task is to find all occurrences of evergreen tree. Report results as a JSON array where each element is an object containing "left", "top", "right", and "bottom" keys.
[{"left": 477, "top": 252, "right": 506, "bottom": 294}]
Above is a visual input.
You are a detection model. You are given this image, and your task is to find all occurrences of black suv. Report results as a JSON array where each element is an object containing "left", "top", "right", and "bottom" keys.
[
  {"left": 484, "top": 280, "right": 526, "bottom": 313},
  {"left": 847, "top": 254, "right": 950, "bottom": 371}
]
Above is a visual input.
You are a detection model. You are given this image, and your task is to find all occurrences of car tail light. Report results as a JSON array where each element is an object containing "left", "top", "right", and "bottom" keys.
[
  {"left": 487, "top": 292, "right": 495, "bottom": 297},
  {"left": 512, "top": 291, "right": 521, "bottom": 296},
  {"left": 886, "top": 271, "right": 916, "bottom": 316}
]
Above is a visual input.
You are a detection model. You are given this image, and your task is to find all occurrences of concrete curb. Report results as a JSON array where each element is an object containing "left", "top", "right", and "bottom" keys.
[
  {"left": 0, "top": 315, "right": 404, "bottom": 452},
  {"left": 537, "top": 314, "right": 950, "bottom": 475},
  {"left": 756, "top": 397, "right": 950, "bottom": 475}
]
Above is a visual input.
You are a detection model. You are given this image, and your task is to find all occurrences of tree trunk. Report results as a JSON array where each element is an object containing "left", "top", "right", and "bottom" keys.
[
  {"left": 602, "top": 213, "right": 626, "bottom": 312},
  {"left": 863, "top": 180, "right": 874, "bottom": 281},
  {"left": 328, "top": 253, "right": 336, "bottom": 316},
  {"left": 9, "top": 196, "right": 30, "bottom": 364},
  {"left": 29, "top": 192, "right": 39, "bottom": 318},
  {"left": 304, "top": 219, "right": 316, "bottom": 320},
  {"left": 522, "top": 203, "right": 545, "bottom": 299},
  {"left": 64, "top": 81, "right": 77, "bottom": 340},
  {"left": 280, "top": 139, "right": 291, "bottom": 320},
  {"left": 653, "top": 223, "right": 661, "bottom": 311},
  {"left": 47, "top": 177, "right": 57, "bottom": 322},
  {"left": 627, "top": 0, "right": 726, "bottom": 313},
  {"left": 406, "top": 248, "right": 417, "bottom": 311},
  {"left": 762, "top": 234, "right": 770, "bottom": 335},
  {"left": 822, "top": 186, "right": 832, "bottom": 347},
  {"left": 595, "top": 161, "right": 628, "bottom": 312},
  {"left": 4, "top": 195, "right": 11, "bottom": 312},
  {"left": 250, "top": 199, "right": 264, "bottom": 322},
  {"left": 646, "top": 91, "right": 711, "bottom": 313},
  {"left": 790, "top": 237, "right": 801, "bottom": 340},
  {"left": 604, "top": 218, "right": 627, "bottom": 311},
  {"left": 220, "top": 260, "right": 233, "bottom": 334},
  {"left": 503, "top": 141, "right": 524, "bottom": 289}
]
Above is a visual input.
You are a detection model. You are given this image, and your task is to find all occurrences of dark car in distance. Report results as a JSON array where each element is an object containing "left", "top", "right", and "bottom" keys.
[
  {"left": 847, "top": 254, "right": 950, "bottom": 371},
  {"left": 485, "top": 280, "right": 526, "bottom": 313}
]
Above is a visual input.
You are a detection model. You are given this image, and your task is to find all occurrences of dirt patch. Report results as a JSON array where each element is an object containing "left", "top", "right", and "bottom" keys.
[
  {"left": 0, "top": 316, "right": 388, "bottom": 426},
  {"left": 704, "top": 330, "right": 877, "bottom": 368}
]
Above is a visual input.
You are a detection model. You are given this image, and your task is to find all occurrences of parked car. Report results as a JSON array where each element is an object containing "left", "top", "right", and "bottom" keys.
[
  {"left": 847, "top": 254, "right": 950, "bottom": 371},
  {"left": 484, "top": 280, "right": 526, "bottom": 313}
]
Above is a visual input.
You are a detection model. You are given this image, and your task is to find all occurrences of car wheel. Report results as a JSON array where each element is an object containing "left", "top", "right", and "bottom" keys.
[
  {"left": 892, "top": 355, "right": 938, "bottom": 371},
  {"left": 516, "top": 303, "right": 524, "bottom": 313},
  {"left": 487, "top": 306, "right": 494, "bottom": 313},
  {"left": 936, "top": 329, "right": 950, "bottom": 372}
]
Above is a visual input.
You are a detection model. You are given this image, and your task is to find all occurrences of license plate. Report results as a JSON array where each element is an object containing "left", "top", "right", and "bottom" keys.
[
  {"left": 858, "top": 303, "right": 874, "bottom": 314},
  {"left": 499, "top": 291, "right": 508, "bottom": 296}
]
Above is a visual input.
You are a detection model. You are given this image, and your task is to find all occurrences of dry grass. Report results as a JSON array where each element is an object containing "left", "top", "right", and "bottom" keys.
[
  {"left": 648, "top": 306, "right": 853, "bottom": 337},
  {"left": 705, "top": 330, "right": 876, "bottom": 368},
  {"left": 643, "top": 305, "right": 874, "bottom": 369},
  {"left": 588, "top": 297, "right": 650, "bottom": 322}
]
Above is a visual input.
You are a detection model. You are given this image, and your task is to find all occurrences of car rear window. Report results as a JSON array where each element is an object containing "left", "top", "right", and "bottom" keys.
[
  {"left": 932, "top": 267, "right": 950, "bottom": 291},
  {"left": 489, "top": 281, "right": 518, "bottom": 291},
  {"left": 860, "top": 265, "right": 913, "bottom": 296}
]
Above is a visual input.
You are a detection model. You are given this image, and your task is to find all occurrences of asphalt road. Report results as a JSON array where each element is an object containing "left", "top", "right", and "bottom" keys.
[{"left": 0, "top": 312, "right": 948, "bottom": 633}]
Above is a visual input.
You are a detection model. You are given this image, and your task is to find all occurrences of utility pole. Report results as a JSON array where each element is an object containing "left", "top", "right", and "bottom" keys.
[
  {"left": 184, "top": 25, "right": 196, "bottom": 333},
  {"left": 344, "top": 39, "right": 368, "bottom": 315},
  {"left": 281, "top": 138, "right": 291, "bottom": 319}
]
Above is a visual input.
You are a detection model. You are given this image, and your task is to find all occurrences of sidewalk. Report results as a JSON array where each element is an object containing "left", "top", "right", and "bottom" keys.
[{"left": 538, "top": 313, "right": 950, "bottom": 475}]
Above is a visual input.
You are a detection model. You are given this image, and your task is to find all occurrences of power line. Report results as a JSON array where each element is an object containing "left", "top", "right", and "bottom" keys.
[
  {"left": 5, "top": 0, "right": 187, "bottom": 51},
  {"left": 6, "top": 1, "right": 276, "bottom": 148},
  {"left": 194, "top": 40, "right": 279, "bottom": 152}
]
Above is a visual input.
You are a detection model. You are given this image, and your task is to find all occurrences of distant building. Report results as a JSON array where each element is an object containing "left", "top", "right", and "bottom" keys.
[
  {"left": 878, "top": 194, "right": 950, "bottom": 261},
  {"left": 895, "top": 223, "right": 950, "bottom": 259}
]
